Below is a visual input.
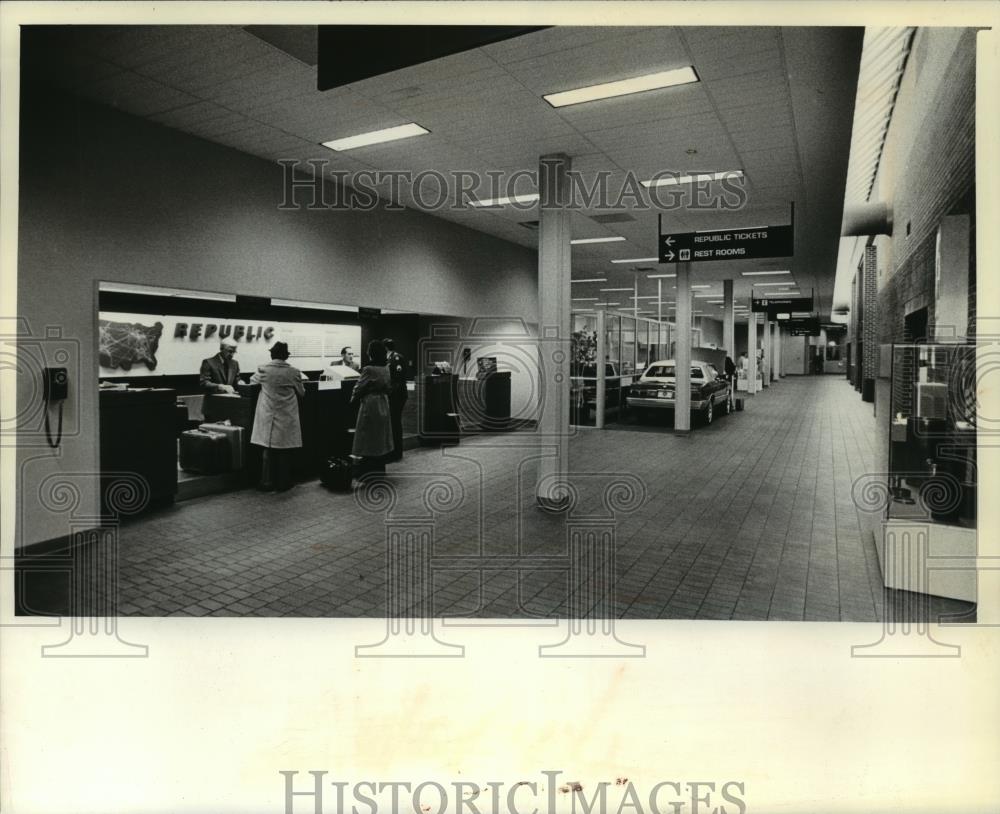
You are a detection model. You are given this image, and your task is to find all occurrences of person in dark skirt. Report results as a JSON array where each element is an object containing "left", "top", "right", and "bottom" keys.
[
  {"left": 351, "top": 340, "right": 394, "bottom": 476},
  {"left": 384, "top": 337, "right": 408, "bottom": 462}
]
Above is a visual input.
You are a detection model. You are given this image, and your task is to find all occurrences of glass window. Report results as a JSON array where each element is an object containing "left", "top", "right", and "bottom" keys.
[
  {"left": 645, "top": 365, "right": 675, "bottom": 378},
  {"left": 571, "top": 313, "right": 598, "bottom": 376},
  {"left": 621, "top": 317, "right": 636, "bottom": 375},
  {"left": 691, "top": 367, "right": 704, "bottom": 380},
  {"left": 606, "top": 314, "right": 621, "bottom": 371}
]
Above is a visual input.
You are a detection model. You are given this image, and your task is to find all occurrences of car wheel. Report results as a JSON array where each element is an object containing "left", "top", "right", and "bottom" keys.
[{"left": 703, "top": 400, "right": 713, "bottom": 425}]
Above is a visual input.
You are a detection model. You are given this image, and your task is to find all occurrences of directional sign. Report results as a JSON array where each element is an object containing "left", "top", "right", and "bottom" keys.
[
  {"left": 751, "top": 296, "right": 814, "bottom": 314},
  {"left": 788, "top": 317, "right": 821, "bottom": 336},
  {"left": 659, "top": 224, "right": 794, "bottom": 263}
]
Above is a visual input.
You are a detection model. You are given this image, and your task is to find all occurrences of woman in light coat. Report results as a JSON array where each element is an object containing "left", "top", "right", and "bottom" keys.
[
  {"left": 351, "top": 339, "right": 394, "bottom": 475},
  {"left": 250, "top": 341, "right": 305, "bottom": 491}
]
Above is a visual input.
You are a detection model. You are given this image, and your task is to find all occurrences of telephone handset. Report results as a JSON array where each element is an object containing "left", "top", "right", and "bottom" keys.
[{"left": 44, "top": 367, "right": 67, "bottom": 448}]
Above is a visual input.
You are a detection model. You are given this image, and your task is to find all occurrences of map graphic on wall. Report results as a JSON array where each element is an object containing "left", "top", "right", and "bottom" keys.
[{"left": 99, "top": 319, "right": 164, "bottom": 371}]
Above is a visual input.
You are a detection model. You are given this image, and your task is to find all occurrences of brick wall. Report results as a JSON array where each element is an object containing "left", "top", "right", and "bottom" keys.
[{"left": 873, "top": 29, "right": 977, "bottom": 343}]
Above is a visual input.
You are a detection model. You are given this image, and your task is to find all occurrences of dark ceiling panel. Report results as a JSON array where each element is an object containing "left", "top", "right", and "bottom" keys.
[{"left": 317, "top": 26, "right": 548, "bottom": 91}]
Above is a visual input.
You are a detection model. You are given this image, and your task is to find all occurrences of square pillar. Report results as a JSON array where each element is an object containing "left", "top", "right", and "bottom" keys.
[
  {"left": 723, "top": 278, "right": 735, "bottom": 359},
  {"left": 536, "top": 154, "right": 572, "bottom": 506},
  {"left": 674, "top": 262, "right": 692, "bottom": 433}
]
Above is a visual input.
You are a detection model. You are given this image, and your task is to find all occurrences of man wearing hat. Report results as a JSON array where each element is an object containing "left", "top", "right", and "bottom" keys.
[
  {"left": 250, "top": 341, "right": 305, "bottom": 492},
  {"left": 199, "top": 339, "right": 241, "bottom": 393}
]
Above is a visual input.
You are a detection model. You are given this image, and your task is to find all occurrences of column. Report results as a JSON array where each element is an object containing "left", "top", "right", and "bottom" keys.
[
  {"left": 761, "top": 315, "right": 771, "bottom": 387},
  {"left": 723, "top": 279, "right": 735, "bottom": 359},
  {"left": 772, "top": 322, "right": 781, "bottom": 379},
  {"left": 674, "top": 262, "right": 692, "bottom": 433},
  {"left": 536, "top": 154, "right": 572, "bottom": 506},
  {"left": 747, "top": 308, "right": 759, "bottom": 394},
  {"left": 861, "top": 244, "right": 878, "bottom": 401}
]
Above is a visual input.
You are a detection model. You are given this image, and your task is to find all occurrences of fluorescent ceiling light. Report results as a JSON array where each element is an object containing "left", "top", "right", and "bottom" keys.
[
  {"left": 694, "top": 293, "right": 719, "bottom": 298},
  {"left": 571, "top": 277, "right": 607, "bottom": 284},
  {"left": 321, "top": 123, "right": 429, "bottom": 151},
  {"left": 571, "top": 236, "right": 627, "bottom": 245},
  {"left": 271, "top": 298, "right": 359, "bottom": 313},
  {"left": 647, "top": 273, "right": 676, "bottom": 279},
  {"left": 754, "top": 282, "right": 795, "bottom": 287},
  {"left": 600, "top": 287, "right": 634, "bottom": 292},
  {"left": 544, "top": 66, "right": 698, "bottom": 108},
  {"left": 742, "top": 270, "right": 791, "bottom": 276},
  {"left": 642, "top": 170, "right": 744, "bottom": 188},
  {"left": 99, "top": 282, "right": 237, "bottom": 302},
  {"left": 572, "top": 297, "right": 599, "bottom": 302},
  {"left": 612, "top": 257, "right": 659, "bottom": 264},
  {"left": 470, "top": 193, "right": 539, "bottom": 207},
  {"left": 691, "top": 284, "right": 711, "bottom": 289},
  {"left": 630, "top": 295, "right": 661, "bottom": 300},
  {"left": 707, "top": 300, "right": 724, "bottom": 304},
  {"left": 598, "top": 302, "right": 621, "bottom": 306}
]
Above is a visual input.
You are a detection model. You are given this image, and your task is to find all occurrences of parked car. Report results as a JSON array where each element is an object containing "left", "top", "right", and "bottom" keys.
[{"left": 624, "top": 359, "right": 731, "bottom": 425}]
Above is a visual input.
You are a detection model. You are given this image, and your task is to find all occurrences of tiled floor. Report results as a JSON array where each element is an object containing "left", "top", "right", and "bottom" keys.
[{"left": 20, "top": 376, "right": 975, "bottom": 621}]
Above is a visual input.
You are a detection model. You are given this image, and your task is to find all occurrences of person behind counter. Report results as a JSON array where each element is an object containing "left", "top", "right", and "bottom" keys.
[
  {"left": 351, "top": 340, "right": 394, "bottom": 476},
  {"left": 384, "top": 337, "right": 408, "bottom": 462},
  {"left": 199, "top": 339, "right": 241, "bottom": 393},
  {"left": 250, "top": 341, "right": 305, "bottom": 492},
  {"left": 330, "top": 346, "right": 360, "bottom": 372}
]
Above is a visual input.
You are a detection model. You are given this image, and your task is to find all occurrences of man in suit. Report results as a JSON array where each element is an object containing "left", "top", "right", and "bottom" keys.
[
  {"left": 330, "top": 346, "right": 360, "bottom": 371},
  {"left": 199, "top": 339, "right": 241, "bottom": 393},
  {"left": 384, "top": 337, "right": 408, "bottom": 462}
]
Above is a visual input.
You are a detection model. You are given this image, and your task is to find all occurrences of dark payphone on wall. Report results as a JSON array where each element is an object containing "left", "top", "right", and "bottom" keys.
[{"left": 43, "top": 366, "right": 68, "bottom": 448}]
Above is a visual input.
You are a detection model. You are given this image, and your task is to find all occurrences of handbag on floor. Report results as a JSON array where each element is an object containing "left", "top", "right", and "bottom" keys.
[{"left": 320, "top": 456, "right": 353, "bottom": 492}]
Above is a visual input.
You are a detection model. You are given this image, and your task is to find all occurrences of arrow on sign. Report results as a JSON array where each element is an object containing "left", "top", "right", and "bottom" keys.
[
  {"left": 664, "top": 250, "right": 675, "bottom": 261},
  {"left": 663, "top": 236, "right": 675, "bottom": 247}
]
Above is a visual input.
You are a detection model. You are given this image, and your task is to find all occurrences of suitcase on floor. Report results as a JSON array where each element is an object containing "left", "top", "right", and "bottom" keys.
[
  {"left": 320, "top": 456, "right": 353, "bottom": 492},
  {"left": 735, "top": 398, "right": 744, "bottom": 411},
  {"left": 198, "top": 421, "right": 244, "bottom": 469},
  {"left": 179, "top": 429, "right": 230, "bottom": 474}
]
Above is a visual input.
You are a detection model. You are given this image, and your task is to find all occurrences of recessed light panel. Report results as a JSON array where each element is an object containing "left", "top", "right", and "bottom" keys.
[
  {"left": 321, "top": 123, "right": 429, "bottom": 151},
  {"left": 470, "top": 193, "right": 540, "bottom": 207},
  {"left": 571, "top": 236, "right": 627, "bottom": 245},
  {"left": 642, "top": 170, "right": 744, "bottom": 188},
  {"left": 544, "top": 66, "right": 699, "bottom": 108}
]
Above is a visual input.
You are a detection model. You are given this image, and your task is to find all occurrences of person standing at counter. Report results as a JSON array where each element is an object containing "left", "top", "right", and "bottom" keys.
[
  {"left": 199, "top": 339, "right": 241, "bottom": 393},
  {"left": 250, "top": 341, "right": 305, "bottom": 492},
  {"left": 384, "top": 337, "right": 408, "bottom": 462},
  {"left": 330, "top": 346, "right": 360, "bottom": 372},
  {"left": 351, "top": 340, "right": 394, "bottom": 476}
]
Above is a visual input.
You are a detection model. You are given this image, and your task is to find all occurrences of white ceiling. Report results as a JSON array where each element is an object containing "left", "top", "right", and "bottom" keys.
[{"left": 23, "top": 25, "right": 864, "bottom": 319}]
